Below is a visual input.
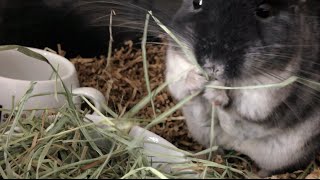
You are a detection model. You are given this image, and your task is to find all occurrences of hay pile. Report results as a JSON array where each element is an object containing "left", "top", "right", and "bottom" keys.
[{"left": 0, "top": 44, "right": 246, "bottom": 179}]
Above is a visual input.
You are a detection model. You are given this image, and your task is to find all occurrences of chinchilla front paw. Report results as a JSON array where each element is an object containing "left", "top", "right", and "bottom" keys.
[{"left": 203, "top": 81, "right": 229, "bottom": 107}]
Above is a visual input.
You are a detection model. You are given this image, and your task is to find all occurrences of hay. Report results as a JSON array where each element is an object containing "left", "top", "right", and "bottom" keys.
[{"left": 0, "top": 43, "right": 246, "bottom": 179}]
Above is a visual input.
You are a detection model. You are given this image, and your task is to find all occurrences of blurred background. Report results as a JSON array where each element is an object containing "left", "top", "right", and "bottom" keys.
[{"left": 0, "top": 0, "right": 182, "bottom": 58}]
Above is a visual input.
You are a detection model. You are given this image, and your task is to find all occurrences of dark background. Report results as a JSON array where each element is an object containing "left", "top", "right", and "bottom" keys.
[{"left": 0, "top": 0, "right": 182, "bottom": 58}]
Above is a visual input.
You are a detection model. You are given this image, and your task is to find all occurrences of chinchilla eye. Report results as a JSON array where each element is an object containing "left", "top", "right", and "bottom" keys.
[
  {"left": 255, "top": 3, "right": 272, "bottom": 19},
  {"left": 193, "top": 0, "right": 203, "bottom": 10}
]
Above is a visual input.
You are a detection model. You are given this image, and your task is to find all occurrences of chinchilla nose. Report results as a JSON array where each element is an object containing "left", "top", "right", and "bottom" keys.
[{"left": 203, "top": 62, "right": 224, "bottom": 80}]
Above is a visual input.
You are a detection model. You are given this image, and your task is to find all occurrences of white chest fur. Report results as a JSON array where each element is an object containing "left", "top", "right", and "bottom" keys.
[
  {"left": 232, "top": 75, "right": 293, "bottom": 121},
  {"left": 234, "top": 89, "right": 280, "bottom": 120}
]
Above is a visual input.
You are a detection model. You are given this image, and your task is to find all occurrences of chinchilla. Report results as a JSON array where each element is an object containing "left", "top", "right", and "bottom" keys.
[{"left": 165, "top": 0, "right": 320, "bottom": 177}]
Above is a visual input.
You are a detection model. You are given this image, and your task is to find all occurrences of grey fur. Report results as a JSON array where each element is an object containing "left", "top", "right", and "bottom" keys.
[{"left": 166, "top": 0, "right": 320, "bottom": 176}]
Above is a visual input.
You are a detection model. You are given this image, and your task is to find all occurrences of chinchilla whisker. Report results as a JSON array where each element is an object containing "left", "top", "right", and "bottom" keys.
[
  {"left": 76, "top": 0, "right": 177, "bottom": 22},
  {"left": 78, "top": 0, "right": 178, "bottom": 17},
  {"left": 252, "top": 65, "right": 320, "bottom": 96},
  {"left": 91, "top": 17, "right": 159, "bottom": 28},
  {"left": 250, "top": 64, "right": 293, "bottom": 82},
  {"left": 249, "top": 67, "right": 320, "bottom": 108},
  {"left": 92, "top": 17, "right": 161, "bottom": 29},
  {"left": 167, "top": 45, "right": 195, "bottom": 56},
  {"left": 251, "top": 58, "right": 320, "bottom": 78},
  {"left": 143, "top": 42, "right": 181, "bottom": 47},
  {"left": 247, "top": 52, "right": 297, "bottom": 59},
  {"left": 112, "top": 23, "right": 162, "bottom": 33},
  {"left": 248, "top": 53, "right": 320, "bottom": 66},
  {"left": 107, "top": 28, "right": 164, "bottom": 37},
  {"left": 71, "top": 0, "right": 176, "bottom": 30},
  {"left": 239, "top": 66, "right": 266, "bottom": 84},
  {"left": 67, "top": 1, "right": 148, "bottom": 18},
  {"left": 247, "top": 54, "right": 317, "bottom": 68},
  {"left": 253, "top": 44, "right": 318, "bottom": 49},
  {"left": 88, "top": 16, "right": 165, "bottom": 36},
  {"left": 74, "top": 0, "right": 148, "bottom": 12},
  {"left": 91, "top": 12, "right": 149, "bottom": 20},
  {"left": 251, "top": 65, "right": 293, "bottom": 82},
  {"left": 131, "top": 41, "right": 177, "bottom": 47},
  {"left": 77, "top": 5, "right": 141, "bottom": 13}
]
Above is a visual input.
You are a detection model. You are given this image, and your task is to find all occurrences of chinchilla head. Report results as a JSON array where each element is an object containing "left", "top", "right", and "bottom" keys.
[{"left": 170, "top": 0, "right": 320, "bottom": 85}]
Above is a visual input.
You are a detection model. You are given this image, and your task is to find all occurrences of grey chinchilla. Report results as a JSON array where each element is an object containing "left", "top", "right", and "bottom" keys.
[{"left": 166, "top": 0, "right": 320, "bottom": 176}]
